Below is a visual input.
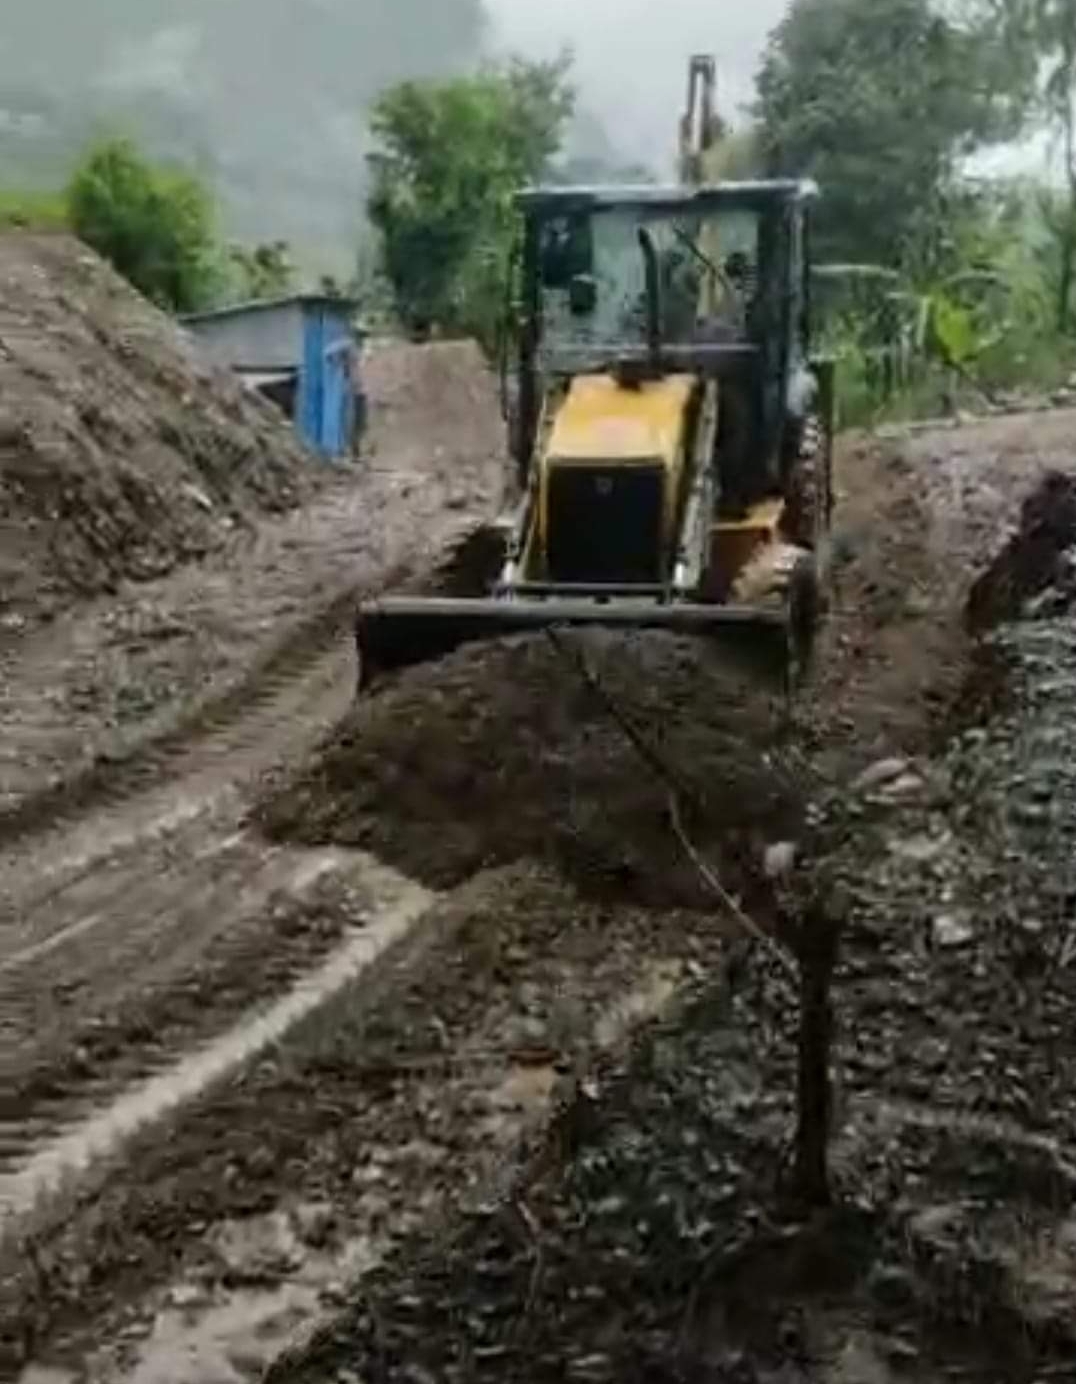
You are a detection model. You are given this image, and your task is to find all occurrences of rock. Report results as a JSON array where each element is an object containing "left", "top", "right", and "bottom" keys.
[
  {"left": 763, "top": 841, "right": 797, "bottom": 879},
  {"left": 909, "top": 1202, "right": 965, "bottom": 1247},
  {"left": 888, "top": 834, "right": 947, "bottom": 863},
  {"left": 884, "top": 1336, "right": 921, "bottom": 1365},
  {"left": 881, "top": 773, "right": 926, "bottom": 800},
  {"left": 167, "top": 1282, "right": 207, "bottom": 1310},
  {"left": 853, "top": 758, "right": 909, "bottom": 793},
  {"left": 932, "top": 912, "right": 975, "bottom": 948},
  {"left": 293, "top": 1201, "right": 337, "bottom": 1249},
  {"left": 181, "top": 483, "right": 214, "bottom": 512}
]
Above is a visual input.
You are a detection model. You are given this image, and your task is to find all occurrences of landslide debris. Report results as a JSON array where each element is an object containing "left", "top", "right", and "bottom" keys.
[
  {"left": 258, "top": 632, "right": 801, "bottom": 906},
  {"left": 0, "top": 233, "right": 311, "bottom": 624},
  {"left": 362, "top": 338, "right": 510, "bottom": 503},
  {"left": 267, "top": 459, "right": 1076, "bottom": 1384},
  {"left": 965, "top": 469, "right": 1076, "bottom": 633}
]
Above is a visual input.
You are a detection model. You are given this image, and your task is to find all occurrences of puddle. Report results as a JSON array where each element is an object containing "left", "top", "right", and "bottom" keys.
[{"left": 0, "top": 854, "right": 435, "bottom": 1240}]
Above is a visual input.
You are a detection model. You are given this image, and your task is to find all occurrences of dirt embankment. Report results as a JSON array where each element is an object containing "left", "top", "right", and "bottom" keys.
[
  {"left": 0, "top": 233, "right": 311, "bottom": 625},
  {"left": 362, "top": 337, "right": 509, "bottom": 496}
]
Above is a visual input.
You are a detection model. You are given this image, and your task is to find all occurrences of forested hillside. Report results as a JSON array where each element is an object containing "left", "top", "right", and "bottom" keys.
[{"left": 0, "top": 0, "right": 489, "bottom": 270}]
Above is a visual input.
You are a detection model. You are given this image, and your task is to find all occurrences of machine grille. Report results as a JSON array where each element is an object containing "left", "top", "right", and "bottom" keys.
[{"left": 546, "top": 463, "right": 665, "bottom": 584}]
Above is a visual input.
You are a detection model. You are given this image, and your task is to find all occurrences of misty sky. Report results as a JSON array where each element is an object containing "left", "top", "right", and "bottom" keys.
[{"left": 487, "top": 0, "right": 790, "bottom": 172}]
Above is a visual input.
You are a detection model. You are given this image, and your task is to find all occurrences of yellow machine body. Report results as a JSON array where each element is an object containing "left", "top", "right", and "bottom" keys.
[
  {"left": 525, "top": 372, "right": 786, "bottom": 598},
  {"left": 531, "top": 374, "right": 694, "bottom": 573}
]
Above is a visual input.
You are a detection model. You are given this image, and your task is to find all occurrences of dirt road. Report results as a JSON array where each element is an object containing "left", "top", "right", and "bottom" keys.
[
  {"left": 4, "top": 407, "right": 1076, "bottom": 1382},
  {"left": 0, "top": 337, "right": 507, "bottom": 1173}
]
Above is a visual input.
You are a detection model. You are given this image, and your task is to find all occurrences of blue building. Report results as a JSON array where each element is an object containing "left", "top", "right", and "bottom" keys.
[{"left": 182, "top": 294, "right": 363, "bottom": 459}]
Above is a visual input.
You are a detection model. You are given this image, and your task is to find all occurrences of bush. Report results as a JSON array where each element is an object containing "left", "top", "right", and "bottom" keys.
[{"left": 66, "top": 137, "right": 219, "bottom": 313}]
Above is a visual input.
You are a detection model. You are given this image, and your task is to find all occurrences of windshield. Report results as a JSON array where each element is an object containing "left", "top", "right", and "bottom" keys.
[{"left": 537, "top": 203, "right": 761, "bottom": 367}]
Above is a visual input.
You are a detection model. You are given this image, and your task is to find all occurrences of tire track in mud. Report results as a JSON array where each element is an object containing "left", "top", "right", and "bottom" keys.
[
  {"left": 0, "top": 833, "right": 362, "bottom": 1158},
  {"left": 0, "top": 633, "right": 354, "bottom": 929},
  {"left": 5, "top": 866, "right": 722, "bottom": 1384},
  {"left": 0, "top": 851, "right": 435, "bottom": 1243},
  {"left": 0, "top": 583, "right": 359, "bottom": 854}
]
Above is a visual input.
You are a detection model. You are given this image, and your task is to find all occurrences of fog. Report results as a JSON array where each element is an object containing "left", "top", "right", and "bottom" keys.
[
  {"left": 0, "top": 0, "right": 791, "bottom": 273},
  {"left": 487, "top": 0, "right": 789, "bottom": 173}
]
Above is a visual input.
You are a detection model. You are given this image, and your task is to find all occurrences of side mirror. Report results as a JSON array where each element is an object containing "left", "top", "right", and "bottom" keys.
[{"left": 568, "top": 274, "right": 597, "bottom": 317}]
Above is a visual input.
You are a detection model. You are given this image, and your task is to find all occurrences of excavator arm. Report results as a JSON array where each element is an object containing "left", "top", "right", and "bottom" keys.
[{"left": 679, "top": 54, "right": 724, "bottom": 187}]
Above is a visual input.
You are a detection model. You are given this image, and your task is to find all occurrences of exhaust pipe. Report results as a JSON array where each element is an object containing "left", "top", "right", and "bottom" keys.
[{"left": 637, "top": 227, "right": 663, "bottom": 374}]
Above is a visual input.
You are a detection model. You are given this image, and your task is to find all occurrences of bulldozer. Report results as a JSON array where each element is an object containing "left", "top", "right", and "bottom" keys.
[{"left": 355, "top": 58, "right": 835, "bottom": 693}]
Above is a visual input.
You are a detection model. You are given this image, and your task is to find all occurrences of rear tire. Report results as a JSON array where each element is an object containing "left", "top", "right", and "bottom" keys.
[{"left": 781, "top": 411, "right": 827, "bottom": 550}]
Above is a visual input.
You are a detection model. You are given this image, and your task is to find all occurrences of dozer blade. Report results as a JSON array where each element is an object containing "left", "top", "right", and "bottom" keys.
[{"left": 355, "top": 595, "right": 794, "bottom": 691}]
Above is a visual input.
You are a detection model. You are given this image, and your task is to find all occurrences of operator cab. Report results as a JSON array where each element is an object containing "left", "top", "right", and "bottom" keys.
[{"left": 512, "top": 181, "right": 819, "bottom": 513}]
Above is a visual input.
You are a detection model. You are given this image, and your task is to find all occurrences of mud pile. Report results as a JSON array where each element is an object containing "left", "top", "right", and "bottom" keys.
[
  {"left": 258, "top": 632, "right": 800, "bottom": 906},
  {"left": 362, "top": 338, "right": 510, "bottom": 511},
  {"left": 0, "top": 234, "right": 311, "bottom": 623},
  {"left": 965, "top": 469, "right": 1076, "bottom": 632}
]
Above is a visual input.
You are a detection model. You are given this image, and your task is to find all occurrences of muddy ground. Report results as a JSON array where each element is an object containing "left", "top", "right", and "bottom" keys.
[
  {"left": 0, "top": 333, "right": 510, "bottom": 1378},
  {"left": 5, "top": 406, "right": 1076, "bottom": 1383},
  {"left": 0, "top": 337, "right": 505, "bottom": 822}
]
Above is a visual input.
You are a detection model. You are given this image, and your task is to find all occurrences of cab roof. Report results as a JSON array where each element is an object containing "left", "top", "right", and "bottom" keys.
[{"left": 516, "top": 179, "right": 819, "bottom": 217}]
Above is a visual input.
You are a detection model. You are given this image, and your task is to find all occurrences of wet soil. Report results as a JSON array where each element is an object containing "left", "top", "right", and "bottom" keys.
[
  {"left": 2, "top": 866, "right": 728, "bottom": 1380},
  {"left": 0, "top": 838, "right": 370, "bottom": 1151},
  {"left": 0, "top": 234, "right": 311, "bottom": 625},
  {"left": 0, "top": 335, "right": 508, "bottom": 1167},
  {"left": 0, "top": 337, "right": 512, "bottom": 1374},
  {"left": 803, "top": 411, "right": 1076, "bottom": 773},
  {"left": 257, "top": 459, "right": 1076, "bottom": 1384},
  {"left": 0, "top": 338, "right": 507, "bottom": 823},
  {"left": 269, "top": 943, "right": 1076, "bottom": 1384},
  {"left": 8, "top": 407, "right": 1076, "bottom": 1382},
  {"left": 258, "top": 631, "right": 799, "bottom": 906}
]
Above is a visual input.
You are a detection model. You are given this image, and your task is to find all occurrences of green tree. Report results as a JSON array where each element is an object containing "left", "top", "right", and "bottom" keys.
[
  {"left": 226, "top": 239, "right": 296, "bottom": 301},
  {"left": 1027, "top": 1, "right": 1076, "bottom": 328},
  {"left": 367, "top": 57, "right": 574, "bottom": 344},
  {"left": 67, "top": 137, "right": 218, "bottom": 312},
  {"left": 755, "top": 0, "right": 1034, "bottom": 267}
]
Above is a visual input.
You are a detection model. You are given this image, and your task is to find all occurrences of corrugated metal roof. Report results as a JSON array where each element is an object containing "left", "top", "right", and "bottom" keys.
[{"left": 181, "top": 293, "right": 359, "bottom": 326}]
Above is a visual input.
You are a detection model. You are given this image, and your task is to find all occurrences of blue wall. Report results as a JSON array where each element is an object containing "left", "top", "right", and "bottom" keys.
[{"left": 297, "top": 303, "right": 356, "bottom": 459}]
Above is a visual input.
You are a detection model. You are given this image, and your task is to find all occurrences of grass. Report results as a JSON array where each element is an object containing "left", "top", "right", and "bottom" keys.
[{"left": 0, "top": 188, "right": 68, "bottom": 231}]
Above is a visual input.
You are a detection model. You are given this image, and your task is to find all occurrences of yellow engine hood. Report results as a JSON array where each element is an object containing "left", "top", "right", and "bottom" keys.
[{"left": 546, "top": 373, "right": 695, "bottom": 464}]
